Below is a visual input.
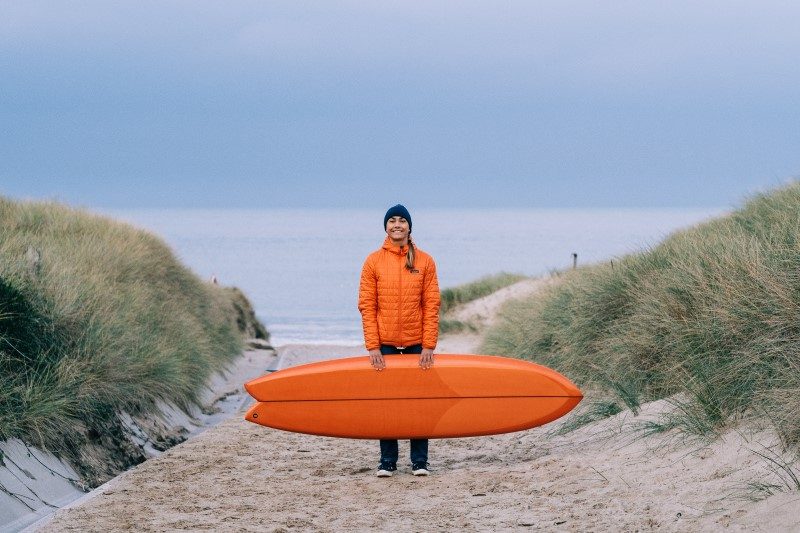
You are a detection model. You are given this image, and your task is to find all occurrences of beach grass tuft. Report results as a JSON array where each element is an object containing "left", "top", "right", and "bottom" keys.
[
  {"left": 482, "top": 182, "right": 800, "bottom": 448},
  {"left": 0, "top": 197, "right": 262, "bottom": 481},
  {"left": 440, "top": 272, "right": 527, "bottom": 316},
  {"left": 551, "top": 399, "right": 623, "bottom": 435},
  {"left": 438, "top": 318, "right": 479, "bottom": 334}
]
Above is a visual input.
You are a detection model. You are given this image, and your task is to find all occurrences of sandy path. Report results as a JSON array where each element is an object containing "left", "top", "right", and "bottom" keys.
[
  {"left": 449, "top": 277, "right": 557, "bottom": 330},
  {"left": 38, "top": 394, "right": 800, "bottom": 532}
]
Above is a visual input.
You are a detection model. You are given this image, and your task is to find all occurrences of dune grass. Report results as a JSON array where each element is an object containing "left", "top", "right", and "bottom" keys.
[
  {"left": 482, "top": 182, "right": 800, "bottom": 449},
  {"left": 440, "top": 272, "right": 527, "bottom": 315},
  {"left": 439, "top": 318, "right": 479, "bottom": 334},
  {"left": 439, "top": 273, "right": 527, "bottom": 333},
  {"left": 0, "top": 197, "right": 259, "bottom": 472}
]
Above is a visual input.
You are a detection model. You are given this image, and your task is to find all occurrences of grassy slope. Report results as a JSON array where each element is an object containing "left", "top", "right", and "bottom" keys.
[
  {"left": 439, "top": 273, "right": 527, "bottom": 333},
  {"left": 440, "top": 272, "right": 527, "bottom": 314},
  {"left": 482, "top": 183, "right": 800, "bottom": 448},
  {"left": 0, "top": 198, "right": 261, "bottom": 482}
]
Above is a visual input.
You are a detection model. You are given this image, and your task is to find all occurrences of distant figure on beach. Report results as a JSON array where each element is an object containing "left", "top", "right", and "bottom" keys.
[{"left": 358, "top": 204, "right": 441, "bottom": 478}]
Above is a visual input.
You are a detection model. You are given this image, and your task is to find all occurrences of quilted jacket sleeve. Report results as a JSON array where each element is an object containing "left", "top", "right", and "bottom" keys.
[
  {"left": 358, "top": 255, "right": 381, "bottom": 351},
  {"left": 421, "top": 256, "right": 441, "bottom": 349}
]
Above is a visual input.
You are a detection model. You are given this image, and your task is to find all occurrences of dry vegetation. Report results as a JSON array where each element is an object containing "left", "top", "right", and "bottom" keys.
[
  {"left": 0, "top": 197, "right": 262, "bottom": 484},
  {"left": 483, "top": 182, "right": 800, "bottom": 452},
  {"left": 439, "top": 272, "right": 527, "bottom": 333}
]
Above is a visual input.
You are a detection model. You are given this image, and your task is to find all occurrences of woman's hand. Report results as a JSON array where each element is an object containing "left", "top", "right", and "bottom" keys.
[
  {"left": 419, "top": 348, "right": 434, "bottom": 369},
  {"left": 369, "top": 349, "right": 385, "bottom": 370}
]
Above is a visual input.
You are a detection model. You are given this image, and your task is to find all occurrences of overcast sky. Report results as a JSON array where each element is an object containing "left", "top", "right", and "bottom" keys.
[{"left": 1, "top": 1, "right": 799, "bottom": 208}]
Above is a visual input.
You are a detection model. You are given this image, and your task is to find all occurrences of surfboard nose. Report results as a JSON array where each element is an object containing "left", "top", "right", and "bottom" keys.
[{"left": 561, "top": 376, "right": 583, "bottom": 400}]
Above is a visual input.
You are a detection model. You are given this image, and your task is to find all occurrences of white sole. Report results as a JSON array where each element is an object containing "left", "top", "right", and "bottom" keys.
[
  {"left": 412, "top": 469, "right": 430, "bottom": 476},
  {"left": 376, "top": 470, "right": 393, "bottom": 477}
]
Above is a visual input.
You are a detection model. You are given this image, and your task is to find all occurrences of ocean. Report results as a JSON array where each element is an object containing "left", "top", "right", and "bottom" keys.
[{"left": 105, "top": 208, "right": 723, "bottom": 346}]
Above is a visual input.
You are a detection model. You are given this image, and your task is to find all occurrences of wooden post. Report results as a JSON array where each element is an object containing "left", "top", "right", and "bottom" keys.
[
  {"left": 26, "top": 246, "right": 41, "bottom": 276},
  {"left": 572, "top": 253, "right": 577, "bottom": 270}
]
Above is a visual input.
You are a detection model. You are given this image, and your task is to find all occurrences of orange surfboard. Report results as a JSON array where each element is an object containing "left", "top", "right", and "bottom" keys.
[{"left": 244, "top": 354, "right": 582, "bottom": 439}]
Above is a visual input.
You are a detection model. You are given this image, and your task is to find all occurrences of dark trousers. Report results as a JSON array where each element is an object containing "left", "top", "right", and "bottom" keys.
[{"left": 378, "top": 344, "right": 429, "bottom": 466}]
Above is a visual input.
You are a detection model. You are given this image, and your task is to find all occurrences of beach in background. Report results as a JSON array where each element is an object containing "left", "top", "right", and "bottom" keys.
[{"left": 105, "top": 208, "right": 722, "bottom": 345}]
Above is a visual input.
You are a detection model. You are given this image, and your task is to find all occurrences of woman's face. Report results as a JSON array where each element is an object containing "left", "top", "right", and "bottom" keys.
[{"left": 385, "top": 216, "right": 410, "bottom": 244}]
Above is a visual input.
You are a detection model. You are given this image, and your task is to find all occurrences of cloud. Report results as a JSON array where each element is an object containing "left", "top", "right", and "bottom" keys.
[
  {"left": 4, "top": 1, "right": 800, "bottom": 89},
  {"left": 1, "top": 1, "right": 799, "bottom": 207}
]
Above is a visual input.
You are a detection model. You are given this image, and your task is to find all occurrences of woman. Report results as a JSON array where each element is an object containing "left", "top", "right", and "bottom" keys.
[{"left": 358, "top": 204, "right": 441, "bottom": 478}]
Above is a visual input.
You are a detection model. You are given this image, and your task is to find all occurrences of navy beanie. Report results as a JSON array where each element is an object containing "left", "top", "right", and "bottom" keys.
[{"left": 383, "top": 204, "right": 412, "bottom": 232}]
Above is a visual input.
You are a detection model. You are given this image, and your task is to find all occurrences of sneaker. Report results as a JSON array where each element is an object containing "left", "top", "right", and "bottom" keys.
[
  {"left": 411, "top": 463, "right": 430, "bottom": 476},
  {"left": 376, "top": 463, "right": 396, "bottom": 478}
]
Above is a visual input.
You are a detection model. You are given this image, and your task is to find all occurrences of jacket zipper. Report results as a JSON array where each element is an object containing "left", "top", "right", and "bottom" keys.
[{"left": 397, "top": 246, "right": 404, "bottom": 345}]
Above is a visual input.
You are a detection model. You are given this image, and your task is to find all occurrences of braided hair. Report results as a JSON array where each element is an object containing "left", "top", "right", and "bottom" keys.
[{"left": 406, "top": 235, "right": 415, "bottom": 270}]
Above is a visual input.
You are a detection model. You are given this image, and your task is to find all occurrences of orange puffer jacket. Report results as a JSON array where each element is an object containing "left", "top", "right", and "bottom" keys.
[{"left": 358, "top": 237, "right": 441, "bottom": 351}]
